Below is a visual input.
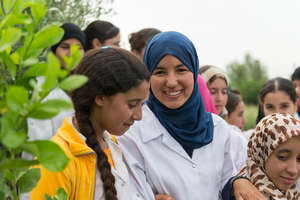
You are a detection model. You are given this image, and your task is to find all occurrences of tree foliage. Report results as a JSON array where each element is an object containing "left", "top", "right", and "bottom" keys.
[
  {"left": 42, "top": 0, "right": 114, "bottom": 28},
  {"left": 0, "top": 0, "right": 87, "bottom": 199},
  {"left": 226, "top": 54, "right": 268, "bottom": 105}
]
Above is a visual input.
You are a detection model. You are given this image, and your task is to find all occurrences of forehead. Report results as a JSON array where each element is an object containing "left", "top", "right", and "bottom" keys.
[
  {"left": 292, "top": 79, "right": 300, "bottom": 86},
  {"left": 275, "top": 135, "right": 300, "bottom": 151},
  {"left": 157, "top": 55, "right": 185, "bottom": 67},
  {"left": 209, "top": 77, "right": 227, "bottom": 88},
  {"left": 263, "top": 90, "right": 293, "bottom": 103}
]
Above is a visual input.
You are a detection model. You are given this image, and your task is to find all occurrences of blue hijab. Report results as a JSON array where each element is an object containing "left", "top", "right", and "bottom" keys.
[{"left": 144, "top": 31, "right": 214, "bottom": 157}]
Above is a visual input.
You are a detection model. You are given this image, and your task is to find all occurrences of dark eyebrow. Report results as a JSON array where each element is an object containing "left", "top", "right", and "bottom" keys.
[
  {"left": 155, "top": 64, "right": 185, "bottom": 70},
  {"left": 277, "top": 149, "right": 291, "bottom": 154},
  {"left": 127, "top": 99, "right": 142, "bottom": 103}
]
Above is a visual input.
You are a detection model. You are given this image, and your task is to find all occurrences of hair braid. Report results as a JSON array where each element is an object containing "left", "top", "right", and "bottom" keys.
[{"left": 76, "top": 110, "right": 118, "bottom": 200}]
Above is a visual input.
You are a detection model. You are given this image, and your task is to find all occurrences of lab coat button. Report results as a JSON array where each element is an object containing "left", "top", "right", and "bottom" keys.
[{"left": 192, "top": 164, "right": 196, "bottom": 168}]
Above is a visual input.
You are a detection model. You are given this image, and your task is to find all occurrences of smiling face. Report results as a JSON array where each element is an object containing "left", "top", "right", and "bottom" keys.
[
  {"left": 227, "top": 101, "right": 248, "bottom": 130},
  {"left": 262, "top": 90, "right": 297, "bottom": 116},
  {"left": 150, "top": 55, "right": 194, "bottom": 109},
  {"left": 264, "top": 136, "right": 300, "bottom": 191},
  {"left": 208, "top": 77, "right": 228, "bottom": 114},
  {"left": 91, "top": 80, "right": 149, "bottom": 136}
]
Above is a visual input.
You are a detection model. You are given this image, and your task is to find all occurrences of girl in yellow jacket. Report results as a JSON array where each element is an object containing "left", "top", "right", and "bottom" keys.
[{"left": 30, "top": 47, "right": 150, "bottom": 200}]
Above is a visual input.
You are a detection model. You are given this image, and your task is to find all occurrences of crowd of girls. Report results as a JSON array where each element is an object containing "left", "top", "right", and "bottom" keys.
[{"left": 26, "top": 20, "right": 300, "bottom": 200}]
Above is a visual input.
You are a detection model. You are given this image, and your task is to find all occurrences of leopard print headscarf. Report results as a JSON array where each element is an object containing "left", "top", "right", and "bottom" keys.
[{"left": 238, "top": 113, "right": 300, "bottom": 200}]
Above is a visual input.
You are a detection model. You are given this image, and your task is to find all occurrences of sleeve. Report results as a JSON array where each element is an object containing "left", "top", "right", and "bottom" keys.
[
  {"left": 228, "top": 130, "right": 248, "bottom": 172},
  {"left": 118, "top": 133, "right": 155, "bottom": 200},
  {"left": 221, "top": 177, "right": 236, "bottom": 200},
  {"left": 219, "top": 124, "right": 238, "bottom": 194}
]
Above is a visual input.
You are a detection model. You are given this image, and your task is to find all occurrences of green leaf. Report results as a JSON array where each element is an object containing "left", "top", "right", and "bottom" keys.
[
  {"left": 0, "top": 112, "right": 26, "bottom": 148},
  {"left": 17, "top": 168, "right": 41, "bottom": 194},
  {"left": 6, "top": 86, "right": 29, "bottom": 113},
  {"left": 0, "top": 159, "right": 39, "bottom": 170},
  {"left": 41, "top": 53, "right": 60, "bottom": 92},
  {"left": 26, "top": 24, "right": 64, "bottom": 58},
  {"left": 0, "top": 51, "right": 17, "bottom": 78},
  {"left": 0, "top": 27, "right": 22, "bottom": 52},
  {"left": 55, "top": 188, "right": 68, "bottom": 200},
  {"left": 62, "top": 44, "right": 83, "bottom": 71},
  {"left": 0, "top": 14, "right": 32, "bottom": 30},
  {"left": 23, "top": 63, "right": 47, "bottom": 77},
  {"left": 59, "top": 75, "right": 88, "bottom": 91},
  {"left": 47, "top": 52, "right": 61, "bottom": 76},
  {"left": 2, "top": 0, "right": 17, "bottom": 14},
  {"left": 1, "top": 129, "right": 26, "bottom": 149},
  {"left": 29, "top": 99, "right": 73, "bottom": 119},
  {"left": 30, "top": 140, "right": 69, "bottom": 172},
  {"left": 44, "top": 194, "right": 53, "bottom": 200},
  {"left": 30, "top": 3, "right": 46, "bottom": 26}
]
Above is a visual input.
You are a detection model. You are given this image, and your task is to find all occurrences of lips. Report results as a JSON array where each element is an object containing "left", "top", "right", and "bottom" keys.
[
  {"left": 164, "top": 90, "right": 183, "bottom": 98},
  {"left": 280, "top": 176, "right": 296, "bottom": 185},
  {"left": 124, "top": 122, "right": 134, "bottom": 127}
]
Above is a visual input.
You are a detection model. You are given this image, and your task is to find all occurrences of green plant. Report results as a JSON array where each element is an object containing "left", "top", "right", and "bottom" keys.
[
  {"left": 244, "top": 104, "right": 258, "bottom": 130},
  {"left": 0, "top": 0, "right": 87, "bottom": 199}
]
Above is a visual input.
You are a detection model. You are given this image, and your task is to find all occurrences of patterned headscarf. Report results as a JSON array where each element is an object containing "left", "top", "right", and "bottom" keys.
[{"left": 238, "top": 113, "right": 300, "bottom": 199}]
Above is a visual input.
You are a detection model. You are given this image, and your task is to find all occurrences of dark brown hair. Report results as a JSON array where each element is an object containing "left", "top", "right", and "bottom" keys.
[
  {"left": 129, "top": 28, "right": 161, "bottom": 53},
  {"left": 256, "top": 77, "right": 296, "bottom": 124},
  {"left": 84, "top": 20, "right": 120, "bottom": 50},
  {"left": 226, "top": 90, "right": 242, "bottom": 116},
  {"left": 70, "top": 47, "right": 150, "bottom": 200}
]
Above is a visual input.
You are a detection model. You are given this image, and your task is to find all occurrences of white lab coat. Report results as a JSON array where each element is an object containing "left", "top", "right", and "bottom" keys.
[
  {"left": 27, "top": 86, "right": 73, "bottom": 141},
  {"left": 118, "top": 105, "right": 237, "bottom": 200},
  {"left": 228, "top": 125, "right": 248, "bottom": 171}
]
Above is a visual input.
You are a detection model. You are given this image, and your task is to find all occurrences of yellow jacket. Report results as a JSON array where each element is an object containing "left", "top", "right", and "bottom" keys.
[{"left": 31, "top": 118, "right": 96, "bottom": 200}]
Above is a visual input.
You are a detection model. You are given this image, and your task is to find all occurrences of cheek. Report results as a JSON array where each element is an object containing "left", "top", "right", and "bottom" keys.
[{"left": 150, "top": 77, "right": 162, "bottom": 93}]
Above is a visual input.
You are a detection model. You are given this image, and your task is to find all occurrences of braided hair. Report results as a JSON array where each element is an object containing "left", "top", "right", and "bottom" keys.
[{"left": 70, "top": 47, "right": 150, "bottom": 199}]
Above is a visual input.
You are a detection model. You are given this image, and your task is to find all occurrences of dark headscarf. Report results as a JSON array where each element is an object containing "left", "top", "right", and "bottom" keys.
[
  {"left": 144, "top": 31, "right": 214, "bottom": 157},
  {"left": 51, "top": 23, "right": 86, "bottom": 53}
]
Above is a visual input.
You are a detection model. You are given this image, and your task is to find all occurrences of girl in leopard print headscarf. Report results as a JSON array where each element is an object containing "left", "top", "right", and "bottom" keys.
[{"left": 238, "top": 113, "right": 300, "bottom": 200}]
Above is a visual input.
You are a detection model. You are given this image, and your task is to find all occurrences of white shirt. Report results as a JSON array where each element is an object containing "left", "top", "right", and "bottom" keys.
[
  {"left": 27, "top": 87, "right": 73, "bottom": 141},
  {"left": 228, "top": 125, "right": 248, "bottom": 172},
  {"left": 118, "top": 105, "right": 237, "bottom": 200}
]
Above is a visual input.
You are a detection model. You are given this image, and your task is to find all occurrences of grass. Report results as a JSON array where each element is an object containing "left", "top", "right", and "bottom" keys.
[{"left": 244, "top": 104, "right": 258, "bottom": 130}]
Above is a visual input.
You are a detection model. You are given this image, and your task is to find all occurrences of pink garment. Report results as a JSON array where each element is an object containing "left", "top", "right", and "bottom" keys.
[{"left": 197, "top": 74, "right": 217, "bottom": 114}]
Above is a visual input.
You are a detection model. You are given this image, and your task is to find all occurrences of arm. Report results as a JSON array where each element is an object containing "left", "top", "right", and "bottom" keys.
[
  {"left": 118, "top": 133, "right": 156, "bottom": 200},
  {"left": 232, "top": 178, "right": 267, "bottom": 200}
]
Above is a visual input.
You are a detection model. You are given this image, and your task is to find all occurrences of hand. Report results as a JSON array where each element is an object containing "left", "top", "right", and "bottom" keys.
[
  {"left": 233, "top": 178, "right": 267, "bottom": 200},
  {"left": 155, "top": 194, "right": 174, "bottom": 200}
]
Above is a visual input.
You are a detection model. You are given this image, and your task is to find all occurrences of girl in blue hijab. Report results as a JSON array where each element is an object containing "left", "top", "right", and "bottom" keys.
[
  {"left": 118, "top": 31, "right": 265, "bottom": 200},
  {"left": 144, "top": 31, "right": 214, "bottom": 157}
]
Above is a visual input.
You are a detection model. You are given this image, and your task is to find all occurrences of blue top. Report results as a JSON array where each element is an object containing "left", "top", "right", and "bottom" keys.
[{"left": 144, "top": 31, "right": 214, "bottom": 157}]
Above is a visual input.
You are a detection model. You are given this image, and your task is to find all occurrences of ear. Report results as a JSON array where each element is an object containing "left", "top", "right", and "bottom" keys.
[
  {"left": 95, "top": 96, "right": 105, "bottom": 107},
  {"left": 92, "top": 38, "right": 102, "bottom": 49}
]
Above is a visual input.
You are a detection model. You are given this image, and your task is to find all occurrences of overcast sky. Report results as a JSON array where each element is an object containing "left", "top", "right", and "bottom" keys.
[{"left": 101, "top": 0, "right": 300, "bottom": 79}]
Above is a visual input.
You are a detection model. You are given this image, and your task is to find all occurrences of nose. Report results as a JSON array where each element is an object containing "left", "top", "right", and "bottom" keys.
[
  {"left": 215, "top": 92, "right": 223, "bottom": 102},
  {"left": 166, "top": 72, "right": 178, "bottom": 87},
  {"left": 286, "top": 159, "right": 298, "bottom": 176},
  {"left": 132, "top": 105, "right": 143, "bottom": 121}
]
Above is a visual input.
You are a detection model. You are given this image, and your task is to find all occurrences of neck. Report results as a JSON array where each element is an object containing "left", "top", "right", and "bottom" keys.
[{"left": 73, "top": 116, "right": 107, "bottom": 150}]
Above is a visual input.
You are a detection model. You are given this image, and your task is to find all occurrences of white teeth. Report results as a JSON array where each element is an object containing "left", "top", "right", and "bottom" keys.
[{"left": 167, "top": 91, "right": 181, "bottom": 96}]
